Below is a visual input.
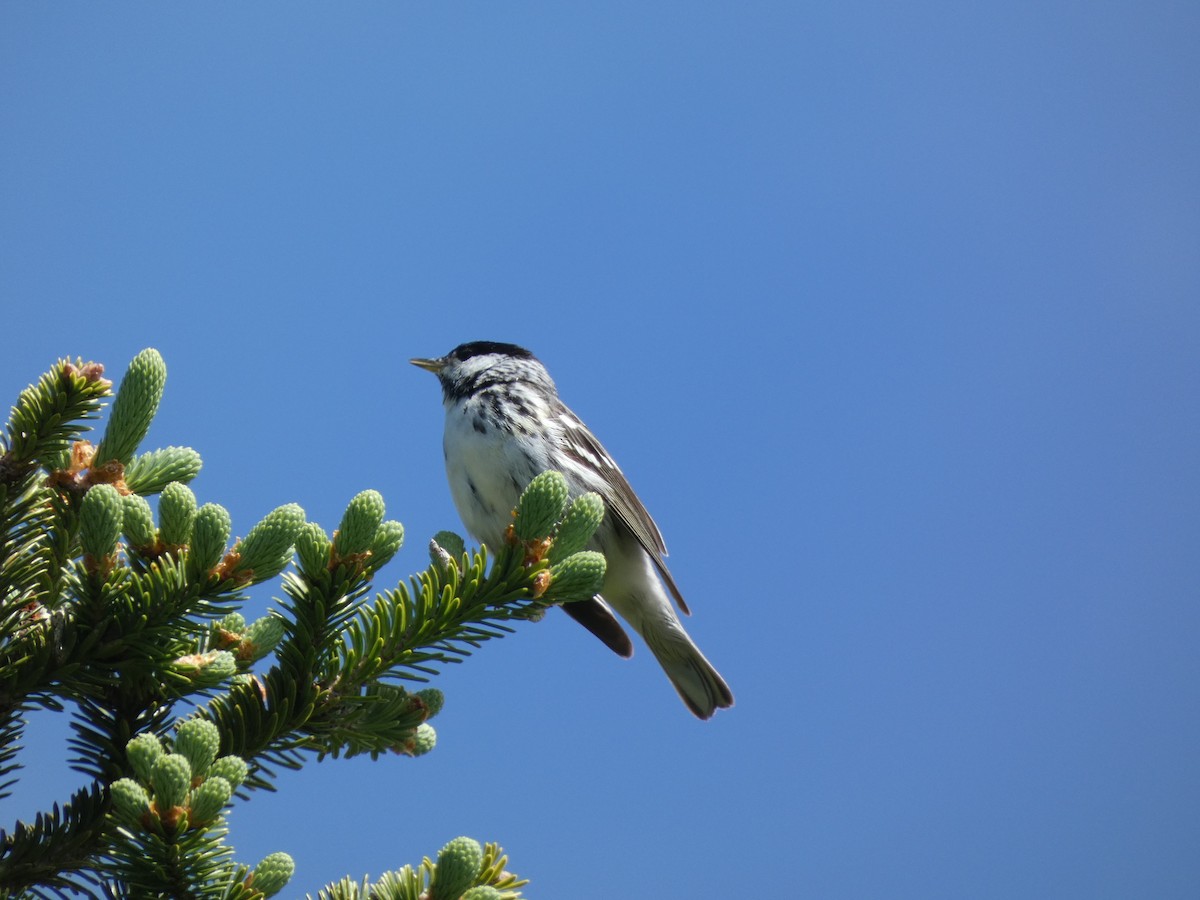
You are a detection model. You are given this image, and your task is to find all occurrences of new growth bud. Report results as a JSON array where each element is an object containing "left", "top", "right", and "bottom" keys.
[
  {"left": 171, "top": 650, "right": 237, "bottom": 687},
  {"left": 232, "top": 503, "right": 305, "bottom": 582},
  {"left": 548, "top": 492, "right": 605, "bottom": 563},
  {"left": 368, "top": 520, "right": 405, "bottom": 571},
  {"left": 80, "top": 484, "right": 124, "bottom": 562},
  {"left": 547, "top": 551, "right": 606, "bottom": 602},
  {"left": 124, "top": 445, "right": 203, "bottom": 495},
  {"left": 157, "top": 482, "right": 197, "bottom": 547},
  {"left": 430, "top": 837, "right": 484, "bottom": 900},
  {"left": 174, "top": 718, "right": 220, "bottom": 776},
  {"left": 121, "top": 494, "right": 156, "bottom": 550},
  {"left": 333, "top": 489, "right": 385, "bottom": 558},
  {"left": 514, "top": 471, "right": 569, "bottom": 541},
  {"left": 125, "top": 733, "right": 164, "bottom": 783},
  {"left": 250, "top": 852, "right": 295, "bottom": 898},
  {"left": 240, "top": 615, "right": 286, "bottom": 662},
  {"left": 109, "top": 778, "right": 152, "bottom": 826},
  {"left": 410, "top": 723, "right": 437, "bottom": 757},
  {"left": 150, "top": 753, "right": 192, "bottom": 809},
  {"left": 213, "top": 612, "right": 246, "bottom": 636},
  {"left": 415, "top": 688, "right": 445, "bottom": 719},
  {"left": 93, "top": 348, "right": 167, "bottom": 467},
  {"left": 208, "top": 754, "right": 249, "bottom": 790},
  {"left": 187, "top": 775, "right": 232, "bottom": 825},
  {"left": 190, "top": 503, "right": 232, "bottom": 575},
  {"left": 294, "top": 522, "right": 332, "bottom": 575}
]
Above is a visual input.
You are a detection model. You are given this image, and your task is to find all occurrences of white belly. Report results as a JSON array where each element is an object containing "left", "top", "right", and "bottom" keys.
[{"left": 442, "top": 403, "right": 543, "bottom": 549}]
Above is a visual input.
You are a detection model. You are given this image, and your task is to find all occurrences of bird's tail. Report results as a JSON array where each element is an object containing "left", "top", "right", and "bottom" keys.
[{"left": 642, "top": 621, "right": 734, "bottom": 720}]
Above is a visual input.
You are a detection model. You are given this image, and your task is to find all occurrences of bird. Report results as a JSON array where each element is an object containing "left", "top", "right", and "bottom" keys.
[{"left": 410, "top": 341, "right": 733, "bottom": 719}]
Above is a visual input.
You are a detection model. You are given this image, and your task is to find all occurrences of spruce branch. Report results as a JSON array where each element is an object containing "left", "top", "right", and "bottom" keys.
[
  {"left": 1, "top": 358, "right": 111, "bottom": 648},
  {"left": 0, "top": 351, "right": 593, "bottom": 897},
  {"left": 310, "top": 839, "right": 526, "bottom": 900},
  {"left": 0, "top": 782, "right": 110, "bottom": 897},
  {"left": 196, "top": 477, "right": 605, "bottom": 782},
  {"left": 1, "top": 359, "right": 111, "bottom": 470}
]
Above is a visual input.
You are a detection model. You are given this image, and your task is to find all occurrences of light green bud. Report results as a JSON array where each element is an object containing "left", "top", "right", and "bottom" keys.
[
  {"left": 214, "top": 612, "right": 246, "bottom": 634},
  {"left": 110, "top": 778, "right": 152, "bottom": 826},
  {"left": 250, "top": 852, "right": 295, "bottom": 898},
  {"left": 93, "top": 348, "right": 166, "bottom": 466},
  {"left": 294, "top": 522, "right": 331, "bottom": 575},
  {"left": 171, "top": 650, "right": 238, "bottom": 687},
  {"left": 150, "top": 753, "right": 192, "bottom": 809},
  {"left": 334, "top": 489, "right": 385, "bottom": 558},
  {"left": 80, "top": 484, "right": 124, "bottom": 560},
  {"left": 461, "top": 887, "right": 503, "bottom": 900},
  {"left": 190, "top": 503, "right": 232, "bottom": 574},
  {"left": 124, "top": 445, "right": 202, "bottom": 495},
  {"left": 209, "top": 613, "right": 244, "bottom": 650},
  {"left": 430, "top": 837, "right": 484, "bottom": 900},
  {"left": 410, "top": 723, "right": 437, "bottom": 757},
  {"left": 549, "top": 492, "right": 605, "bottom": 563},
  {"left": 208, "top": 754, "right": 249, "bottom": 790},
  {"left": 187, "top": 775, "right": 232, "bottom": 826},
  {"left": 121, "top": 494, "right": 156, "bottom": 550},
  {"left": 547, "top": 551, "right": 606, "bottom": 602},
  {"left": 416, "top": 688, "right": 444, "bottom": 719},
  {"left": 234, "top": 503, "right": 305, "bottom": 582},
  {"left": 158, "top": 482, "right": 196, "bottom": 547},
  {"left": 174, "top": 718, "right": 220, "bottom": 776},
  {"left": 368, "top": 520, "right": 405, "bottom": 570},
  {"left": 514, "top": 471, "right": 569, "bottom": 541},
  {"left": 126, "top": 732, "right": 165, "bottom": 783},
  {"left": 241, "top": 615, "right": 286, "bottom": 662}
]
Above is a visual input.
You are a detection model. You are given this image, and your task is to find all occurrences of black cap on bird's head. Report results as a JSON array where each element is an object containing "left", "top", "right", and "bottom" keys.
[{"left": 447, "top": 341, "right": 535, "bottom": 363}]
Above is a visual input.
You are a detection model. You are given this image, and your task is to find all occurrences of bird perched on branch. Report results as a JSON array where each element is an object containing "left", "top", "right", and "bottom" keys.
[{"left": 411, "top": 341, "right": 732, "bottom": 719}]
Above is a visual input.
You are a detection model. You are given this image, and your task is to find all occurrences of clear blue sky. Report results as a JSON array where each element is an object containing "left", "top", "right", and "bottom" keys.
[{"left": 3, "top": 4, "right": 1198, "bottom": 897}]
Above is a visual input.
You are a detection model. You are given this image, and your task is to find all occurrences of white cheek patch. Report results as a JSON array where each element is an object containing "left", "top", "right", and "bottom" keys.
[{"left": 457, "top": 355, "right": 496, "bottom": 380}]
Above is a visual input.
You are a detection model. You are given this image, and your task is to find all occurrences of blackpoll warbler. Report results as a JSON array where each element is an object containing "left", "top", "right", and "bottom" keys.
[{"left": 411, "top": 342, "right": 733, "bottom": 719}]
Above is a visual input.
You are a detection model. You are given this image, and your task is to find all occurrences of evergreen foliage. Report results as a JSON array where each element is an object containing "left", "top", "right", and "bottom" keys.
[{"left": 0, "top": 350, "right": 606, "bottom": 898}]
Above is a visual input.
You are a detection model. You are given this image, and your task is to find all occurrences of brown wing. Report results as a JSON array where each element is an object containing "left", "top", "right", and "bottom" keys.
[{"left": 558, "top": 408, "right": 691, "bottom": 616}]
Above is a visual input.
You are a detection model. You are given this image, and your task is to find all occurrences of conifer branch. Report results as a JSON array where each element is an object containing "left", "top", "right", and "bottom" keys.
[
  {"left": 0, "top": 351, "right": 589, "bottom": 897},
  {"left": 0, "top": 783, "right": 108, "bottom": 897}
]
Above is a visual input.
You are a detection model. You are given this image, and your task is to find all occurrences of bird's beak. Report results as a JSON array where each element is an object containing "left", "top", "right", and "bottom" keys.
[{"left": 409, "top": 356, "right": 444, "bottom": 374}]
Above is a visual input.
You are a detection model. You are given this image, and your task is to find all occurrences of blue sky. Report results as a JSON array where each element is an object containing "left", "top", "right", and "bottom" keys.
[{"left": 2, "top": 3, "right": 1198, "bottom": 897}]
